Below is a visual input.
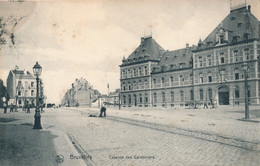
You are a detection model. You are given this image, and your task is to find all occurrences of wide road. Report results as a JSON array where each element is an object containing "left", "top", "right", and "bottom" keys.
[{"left": 47, "top": 107, "right": 260, "bottom": 166}]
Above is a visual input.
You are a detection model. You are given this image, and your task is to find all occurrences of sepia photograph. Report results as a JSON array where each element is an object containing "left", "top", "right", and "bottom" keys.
[{"left": 0, "top": 0, "right": 260, "bottom": 165}]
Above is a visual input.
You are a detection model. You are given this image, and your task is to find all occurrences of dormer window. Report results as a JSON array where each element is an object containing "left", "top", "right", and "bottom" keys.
[
  {"left": 206, "top": 42, "right": 212, "bottom": 47},
  {"left": 237, "top": 23, "right": 242, "bottom": 28},
  {"left": 231, "top": 16, "right": 236, "bottom": 20}
]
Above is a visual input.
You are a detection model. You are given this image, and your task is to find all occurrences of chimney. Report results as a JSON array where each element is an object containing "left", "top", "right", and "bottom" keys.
[
  {"left": 186, "top": 43, "right": 189, "bottom": 48},
  {"left": 248, "top": 5, "right": 251, "bottom": 12},
  {"left": 141, "top": 37, "right": 144, "bottom": 43}
]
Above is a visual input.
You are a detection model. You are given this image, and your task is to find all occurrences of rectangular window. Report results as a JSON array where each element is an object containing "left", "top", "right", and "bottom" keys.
[
  {"left": 235, "top": 73, "right": 239, "bottom": 80},
  {"left": 220, "top": 53, "right": 225, "bottom": 64},
  {"left": 162, "top": 92, "right": 165, "bottom": 103},
  {"left": 31, "top": 90, "right": 34, "bottom": 96},
  {"left": 207, "top": 55, "right": 212, "bottom": 66},
  {"left": 244, "top": 49, "right": 249, "bottom": 60},
  {"left": 144, "top": 67, "right": 148, "bottom": 75},
  {"left": 234, "top": 50, "right": 239, "bottom": 62},
  {"left": 200, "top": 90, "right": 203, "bottom": 100},
  {"left": 208, "top": 76, "right": 212, "bottom": 82},
  {"left": 171, "top": 92, "right": 174, "bottom": 102},
  {"left": 170, "top": 76, "right": 174, "bottom": 86},
  {"left": 180, "top": 91, "right": 184, "bottom": 102},
  {"left": 190, "top": 90, "right": 194, "bottom": 101},
  {"left": 199, "top": 57, "right": 202, "bottom": 67},
  {"left": 235, "top": 89, "right": 240, "bottom": 98},
  {"left": 154, "top": 93, "right": 157, "bottom": 103},
  {"left": 179, "top": 75, "right": 184, "bottom": 85}
]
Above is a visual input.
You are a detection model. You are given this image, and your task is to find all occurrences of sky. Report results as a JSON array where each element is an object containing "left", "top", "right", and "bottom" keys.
[{"left": 0, "top": 0, "right": 259, "bottom": 104}]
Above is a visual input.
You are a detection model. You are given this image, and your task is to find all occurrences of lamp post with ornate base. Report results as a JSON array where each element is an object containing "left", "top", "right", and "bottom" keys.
[{"left": 33, "top": 62, "right": 42, "bottom": 129}]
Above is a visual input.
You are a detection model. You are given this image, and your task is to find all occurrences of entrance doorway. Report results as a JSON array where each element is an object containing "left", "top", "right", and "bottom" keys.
[{"left": 218, "top": 86, "right": 229, "bottom": 105}]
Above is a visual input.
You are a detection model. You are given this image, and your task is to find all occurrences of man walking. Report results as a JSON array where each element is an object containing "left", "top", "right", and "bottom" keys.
[
  {"left": 26, "top": 101, "right": 30, "bottom": 113},
  {"left": 10, "top": 103, "right": 14, "bottom": 113},
  {"left": 99, "top": 106, "right": 106, "bottom": 117}
]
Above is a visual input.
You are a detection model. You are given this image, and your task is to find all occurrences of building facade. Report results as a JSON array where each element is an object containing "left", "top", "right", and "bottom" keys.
[
  {"left": 6, "top": 68, "right": 45, "bottom": 108},
  {"left": 62, "top": 78, "right": 100, "bottom": 107},
  {"left": 120, "top": 4, "right": 260, "bottom": 108}
]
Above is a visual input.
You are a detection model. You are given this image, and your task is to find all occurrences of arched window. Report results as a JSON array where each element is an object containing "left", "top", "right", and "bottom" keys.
[
  {"left": 161, "top": 77, "right": 165, "bottom": 87},
  {"left": 170, "top": 76, "right": 174, "bottom": 86}
]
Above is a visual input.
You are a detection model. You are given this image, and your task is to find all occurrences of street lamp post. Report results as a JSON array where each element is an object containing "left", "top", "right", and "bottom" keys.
[
  {"left": 242, "top": 63, "right": 249, "bottom": 119},
  {"left": 33, "top": 62, "right": 42, "bottom": 129},
  {"left": 118, "top": 91, "right": 121, "bottom": 110}
]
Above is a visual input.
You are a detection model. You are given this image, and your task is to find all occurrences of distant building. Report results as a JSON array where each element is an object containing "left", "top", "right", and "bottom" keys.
[
  {"left": 62, "top": 78, "right": 100, "bottom": 107},
  {"left": 120, "top": 4, "right": 260, "bottom": 108},
  {"left": 98, "top": 89, "right": 120, "bottom": 107},
  {"left": 6, "top": 67, "right": 46, "bottom": 108}
]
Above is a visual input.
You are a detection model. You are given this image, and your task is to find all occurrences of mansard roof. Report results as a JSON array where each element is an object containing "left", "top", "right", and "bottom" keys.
[
  {"left": 11, "top": 70, "right": 35, "bottom": 79},
  {"left": 121, "top": 36, "right": 165, "bottom": 66},
  {"left": 196, "top": 5, "right": 260, "bottom": 51},
  {"left": 152, "top": 46, "right": 195, "bottom": 73}
]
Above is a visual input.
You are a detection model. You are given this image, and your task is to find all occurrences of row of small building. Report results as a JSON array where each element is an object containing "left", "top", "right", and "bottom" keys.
[
  {"left": 61, "top": 78, "right": 120, "bottom": 108},
  {"left": 119, "top": 4, "right": 260, "bottom": 108}
]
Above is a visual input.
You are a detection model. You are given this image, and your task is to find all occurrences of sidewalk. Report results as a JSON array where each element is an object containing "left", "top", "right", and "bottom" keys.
[
  {"left": 74, "top": 105, "right": 260, "bottom": 144},
  {"left": 0, "top": 109, "right": 85, "bottom": 166}
]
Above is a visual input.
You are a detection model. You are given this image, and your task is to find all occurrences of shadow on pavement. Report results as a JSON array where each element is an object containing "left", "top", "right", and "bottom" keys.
[{"left": 0, "top": 124, "right": 58, "bottom": 166}]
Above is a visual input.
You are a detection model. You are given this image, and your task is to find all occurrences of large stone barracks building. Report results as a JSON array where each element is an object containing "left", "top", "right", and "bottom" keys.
[{"left": 119, "top": 4, "right": 260, "bottom": 108}]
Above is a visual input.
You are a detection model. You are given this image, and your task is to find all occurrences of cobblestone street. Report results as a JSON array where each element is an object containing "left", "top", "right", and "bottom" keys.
[{"left": 1, "top": 106, "right": 260, "bottom": 166}]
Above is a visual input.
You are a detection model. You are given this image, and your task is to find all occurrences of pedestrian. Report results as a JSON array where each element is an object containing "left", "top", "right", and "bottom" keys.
[
  {"left": 26, "top": 101, "right": 30, "bottom": 113},
  {"left": 10, "top": 103, "right": 14, "bottom": 113},
  {"left": 99, "top": 105, "right": 106, "bottom": 117},
  {"left": 3, "top": 102, "right": 7, "bottom": 114},
  {"left": 203, "top": 100, "right": 208, "bottom": 109}
]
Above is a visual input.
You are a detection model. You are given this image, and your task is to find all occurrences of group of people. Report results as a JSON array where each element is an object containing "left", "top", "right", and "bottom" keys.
[
  {"left": 3, "top": 103, "right": 15, "bottom": 113},
  {"left": 3, "top": 101, "right": 45, "bottom": 114}
]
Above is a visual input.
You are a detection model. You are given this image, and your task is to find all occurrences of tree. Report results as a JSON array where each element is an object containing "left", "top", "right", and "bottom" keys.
[{"left": 0, "top": 79, "right": 7, "bottom": 107}]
